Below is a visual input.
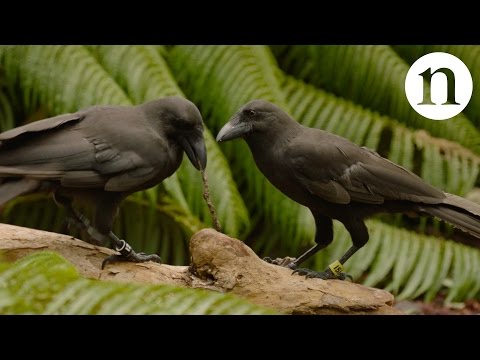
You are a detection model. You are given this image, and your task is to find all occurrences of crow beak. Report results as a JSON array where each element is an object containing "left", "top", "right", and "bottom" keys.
[
  {"left": 180, "top": 135, "right": 207, "bottom": 170},
  {"left": 216, "top": 115, "right": 251, "bottom": 142}
]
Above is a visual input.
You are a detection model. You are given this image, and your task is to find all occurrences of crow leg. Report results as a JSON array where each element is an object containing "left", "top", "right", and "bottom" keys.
[
  {"left": 265, "top": 214, "right": 333, "bottom": 269},
  {"left": 54, "top": 190, "right": 161, "bottom": 268},
  {"left": 293, "top": 218, "right": 367, "bottom": 280},
  {"left": 293, "top": 245, "right": 360, "bottom": 280},
  {"left": 53, "top": 192, "right": 83, "bottom": 230},
  {"left": 53, "top": 192, "right": 103, "bottom": 246},
  {"left": 93, "top": 193, "right": 161, "bottom": 269}
]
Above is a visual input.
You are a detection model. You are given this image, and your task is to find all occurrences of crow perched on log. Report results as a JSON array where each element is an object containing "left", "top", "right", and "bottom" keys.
[
  {"left": 0, "top": 97, "right": 207, "bottom": 268},
  {"left": 217, "top": 100, "right": 480, "bottom": 280}
]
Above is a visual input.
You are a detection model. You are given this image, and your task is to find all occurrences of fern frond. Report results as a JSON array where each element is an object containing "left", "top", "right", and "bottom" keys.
[
  {"left": 0, "top": 252, "right": 275, "bottom": 314},
  {"left": 272, "top": 45, "right": 480, "bottom": 154}
]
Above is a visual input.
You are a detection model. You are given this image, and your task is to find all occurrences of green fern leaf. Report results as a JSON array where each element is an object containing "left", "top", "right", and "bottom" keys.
[
  {"left": 0, "top": 252, "right": 276, "bottom": 314},
  {"left": 272, "top": 45, "right": 480, "bottom": 154}
]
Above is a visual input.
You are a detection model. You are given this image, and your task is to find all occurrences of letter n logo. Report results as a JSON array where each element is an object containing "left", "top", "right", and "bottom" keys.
[
  {"left": 405, "top": 52, "right": 473, "bottom": 120},
  {"left": 417, "top": 68, "right": 460, "bottom": 105}
]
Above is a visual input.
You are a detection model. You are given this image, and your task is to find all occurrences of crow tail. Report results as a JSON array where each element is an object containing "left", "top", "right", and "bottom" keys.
[{"left": 421, "top": 193, "right": 480, "bottom": 239}]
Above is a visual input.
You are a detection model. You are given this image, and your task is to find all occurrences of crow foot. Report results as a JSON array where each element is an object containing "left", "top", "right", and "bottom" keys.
[
  {"left": 263, "top": 256, "right": 297, "bottom": 269},
  {"left": 101, "top": 239, "right": 161, "bottom": 269},
  {"left": 292, "top": 266, "right": 352, "bottom": 281}
]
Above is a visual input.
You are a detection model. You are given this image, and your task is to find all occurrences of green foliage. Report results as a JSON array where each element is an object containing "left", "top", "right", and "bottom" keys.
[
  {"left": 0, "top": 45, "right": 130, "bottom": 113},
  {"left": 0, "top": 80, "right": 15, "bottom": 132},
  {"left": 272, "top": 45, "right": 480, "bottom": 154},
  {"left": 0, "top": 252, "right": 275, "bottom": 314},
  {"left": 0, "top": 45, "right": 480, "bottom": 304}
]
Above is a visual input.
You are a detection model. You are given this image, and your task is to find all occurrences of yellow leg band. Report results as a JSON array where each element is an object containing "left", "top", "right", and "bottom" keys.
[{"left": 328, "top": 260, "right": 344, "bottom": 277}]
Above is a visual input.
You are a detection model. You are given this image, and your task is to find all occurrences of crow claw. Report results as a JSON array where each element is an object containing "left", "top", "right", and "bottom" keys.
[
  {"left": 102, "top": 252, "right": 161, "bottom": 270},
  {"left": 263, "top": 256, "right": 297, "bottom": 268},
  {"left": 292, "top": 267, "right": 352, "bottom": 281}
]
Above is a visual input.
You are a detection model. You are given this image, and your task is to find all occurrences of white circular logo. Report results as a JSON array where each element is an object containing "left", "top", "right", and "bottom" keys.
[{"left": 405, "top": 52, "right": 473, "bottom": 120}]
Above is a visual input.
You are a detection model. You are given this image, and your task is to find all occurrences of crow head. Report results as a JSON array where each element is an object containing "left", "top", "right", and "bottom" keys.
[
  {"left": 144, "top": 97, "right": 207, "bottom": 170},
  {"left": 216, "top": 100, "right": 288, "bottom": 142}
]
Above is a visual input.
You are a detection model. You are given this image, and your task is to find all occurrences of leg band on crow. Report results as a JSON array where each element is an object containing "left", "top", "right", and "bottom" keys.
[
  {"left": 54, "top": 192, "right": 161, "bottom": 269},
  {"left": 292, "top": 245, "right": 360, "bottom": 280},
  {"left": 101, "top": 232, "right": 161, "bottom": 269}
]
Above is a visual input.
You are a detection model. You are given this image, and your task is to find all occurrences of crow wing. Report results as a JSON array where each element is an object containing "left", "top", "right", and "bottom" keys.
[
  {"left": 287, "top": 130, "right": 445, "bottom": 205},
  {"left": 0, "top": 112, "right": 82, "bottom": 142},
  {"left": 0, "top": 107, "right": 169, "bottom": 192}
]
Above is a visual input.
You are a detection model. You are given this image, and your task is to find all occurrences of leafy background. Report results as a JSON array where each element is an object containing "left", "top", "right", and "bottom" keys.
[{"left": 0, "top": 45, "right": 479, "bottom": 308}]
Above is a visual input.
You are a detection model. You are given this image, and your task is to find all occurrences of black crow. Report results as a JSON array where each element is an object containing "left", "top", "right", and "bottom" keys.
[
  {"left": 0, "top": 97, "right": 207, "bottom": 268},
  {"left": 217, "top": 100, "right": 480, "bottom": 280}
]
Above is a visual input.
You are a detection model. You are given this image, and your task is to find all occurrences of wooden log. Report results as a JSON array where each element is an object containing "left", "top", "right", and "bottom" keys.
[{"left": 0, "top": 224, "right": 399, "bottom": 314}]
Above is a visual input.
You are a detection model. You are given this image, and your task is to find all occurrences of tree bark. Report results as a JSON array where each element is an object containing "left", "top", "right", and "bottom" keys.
[{"left": 0, "top": 223, "right": 400, "bottom": 314}]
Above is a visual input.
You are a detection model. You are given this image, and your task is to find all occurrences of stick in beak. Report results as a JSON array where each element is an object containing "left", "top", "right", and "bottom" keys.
[{"left": 180, "top": 135, "right": 207, "bottom": 170}]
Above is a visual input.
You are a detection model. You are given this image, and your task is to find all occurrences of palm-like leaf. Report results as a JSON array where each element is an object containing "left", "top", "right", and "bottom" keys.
[
  {"left": 0, "top": 45, "right": 131, "bottom": 112},
  {"left": 0, "top": 78, "right": 15, "bottom": 132},
  {"left": 272, "top": 45, "right": 480, "bottom": 154},
  {"left": 0, "top": 252, "right": 275, "bottom": 314}
]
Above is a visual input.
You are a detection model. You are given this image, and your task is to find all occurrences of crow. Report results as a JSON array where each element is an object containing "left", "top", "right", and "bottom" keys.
[
  {"left": 0, "top": 97, "right": 207, "bottom": 268},
  {"left": 216, "top": 100, "right": 480, "bottom": 280}
]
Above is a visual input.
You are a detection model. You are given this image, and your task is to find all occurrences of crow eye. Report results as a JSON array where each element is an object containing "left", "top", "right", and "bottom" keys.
[{"left": 244, "top": 109, "right": 256, "bottom": 118}]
